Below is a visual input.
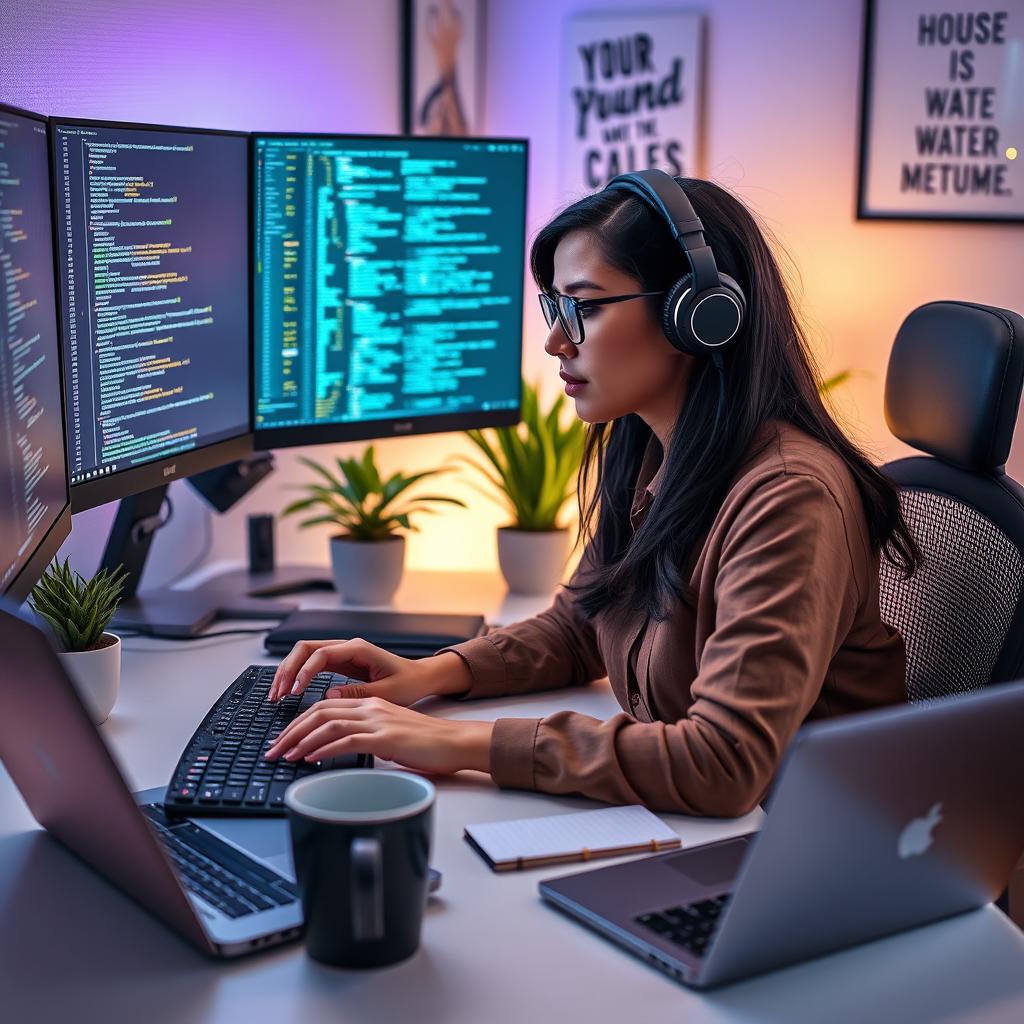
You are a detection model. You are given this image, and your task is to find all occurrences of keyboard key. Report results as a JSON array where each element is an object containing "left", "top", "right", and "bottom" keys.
[
  {"left": 244, "top": 782, "right": 269, "bottom": 804},
  {"left": 240, "top": 890, "right": 274, "bottom": 912},
  {"left": 221, "top": 786, "right": 245, "bottom": 804},
  {"left": 635, "top": 912, "right": 674, "bottom": 934},
  {"left": 268, "top": 782, "right": 291, "bottom": 807},
  {"left": 271, "top": 878, "right": 299, "bottom": 900}
]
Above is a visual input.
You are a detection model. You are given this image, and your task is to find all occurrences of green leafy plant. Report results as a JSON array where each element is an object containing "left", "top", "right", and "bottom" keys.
[
  {"left": 462, "top": 379, "right": 586, "bottom": 532},
  {"left": 28, "top": 559, "right": 128, "bottom": 652},
  {"left": 282, "top": 445, "right": 465, "bottom": 541}
]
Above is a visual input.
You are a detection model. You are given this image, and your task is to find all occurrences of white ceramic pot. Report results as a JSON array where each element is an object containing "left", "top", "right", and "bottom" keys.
[
  {"left": 58, "top": 632, "right": 121, "bottom": 725},
  {"left": 497, "top": 527, "right": 571, "bottom": 595},
  {"left": 329, "top": 535, "right": 406, "bottom": 605}
]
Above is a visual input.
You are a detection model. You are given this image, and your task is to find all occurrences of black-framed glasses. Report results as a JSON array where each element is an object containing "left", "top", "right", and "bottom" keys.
[{"left": 538, "top": 290, "right": 665, "bottom": 345}]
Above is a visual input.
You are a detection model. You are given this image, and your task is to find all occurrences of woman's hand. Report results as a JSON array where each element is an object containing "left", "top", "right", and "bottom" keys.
[
  {"left": 268, "top": 638, "right": 471, "bottom": 706},
  {"left": 263, "top": 697, "right": 493, "bottom": 776}
]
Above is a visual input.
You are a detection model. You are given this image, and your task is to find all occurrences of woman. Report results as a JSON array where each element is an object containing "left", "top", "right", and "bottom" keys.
[{"left": 265, "top": 173, "right": 919, "bottom": 817}]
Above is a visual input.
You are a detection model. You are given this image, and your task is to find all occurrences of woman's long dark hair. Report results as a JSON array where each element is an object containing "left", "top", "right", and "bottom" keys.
[{"left": 530, "top": 179, "right": 921, "bottom": 622}]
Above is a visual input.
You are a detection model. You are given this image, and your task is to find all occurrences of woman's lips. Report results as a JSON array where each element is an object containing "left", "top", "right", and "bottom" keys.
[{"left": 559, "top": 369, "right": 588, "bottom": 396}]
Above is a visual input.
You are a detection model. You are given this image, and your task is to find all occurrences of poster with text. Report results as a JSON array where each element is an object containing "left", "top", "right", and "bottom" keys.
[
  {"left": 560, "top": 11, "right": 703, "bottom": 201},
  {"left": 859, "top": 0, "right": 1024, "bottom": 221}
]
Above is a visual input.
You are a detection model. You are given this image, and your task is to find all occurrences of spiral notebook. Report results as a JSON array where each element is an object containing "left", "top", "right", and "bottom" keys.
[{"left": 463, "top": 805, "right": 682, "bottom": 872}]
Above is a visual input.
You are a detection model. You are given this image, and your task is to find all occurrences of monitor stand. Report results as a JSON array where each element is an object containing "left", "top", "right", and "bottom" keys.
[{"left": 100, "top": 484, "right": 300, "bottom": 638}]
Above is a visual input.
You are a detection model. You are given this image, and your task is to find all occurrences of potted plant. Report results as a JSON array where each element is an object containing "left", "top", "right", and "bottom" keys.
[
  {"left": 283, "top": 445, "right": 466, "bottom": 605},
  {"left": 29, "top": 559, "right": 128, "bottom": 725},
  {"left": 463, "top": 379, "right": 586, "bottom": 594}
]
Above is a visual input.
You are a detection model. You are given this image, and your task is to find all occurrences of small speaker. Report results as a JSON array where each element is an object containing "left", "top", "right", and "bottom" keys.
[{"left": 248, "top": 514, "right": 275, "bottom": 574}]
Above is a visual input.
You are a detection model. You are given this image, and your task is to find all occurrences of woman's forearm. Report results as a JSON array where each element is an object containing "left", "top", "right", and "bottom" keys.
[{"left": 423, "top": 650, "right": 474, "bottom": 697}]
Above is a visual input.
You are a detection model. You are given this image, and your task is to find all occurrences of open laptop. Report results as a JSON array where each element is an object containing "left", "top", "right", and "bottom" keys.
[
  {"left": 540, "top": 680, "right": 1024, "bottom": 989},
  {"left": 0, "top": 604, "right": 311, "bottom": 956}
]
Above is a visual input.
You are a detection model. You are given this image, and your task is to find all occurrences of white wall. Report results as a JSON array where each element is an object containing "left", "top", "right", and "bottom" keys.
[{"left": 2, "top": 0, "right": 1022, "bottom": 587}]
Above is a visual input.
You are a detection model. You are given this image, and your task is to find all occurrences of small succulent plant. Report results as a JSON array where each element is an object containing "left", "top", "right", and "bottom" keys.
[{"left": 28, "top": 559, "right": 128, "bottom": 652}]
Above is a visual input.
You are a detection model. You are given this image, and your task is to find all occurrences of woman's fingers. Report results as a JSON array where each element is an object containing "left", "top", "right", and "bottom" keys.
[
  {"left": 289, "top": 647, "right": 331, "bottom": 695},
  {"left": 270, "top": 640, "right": 336, "bottom": 701},
  {"left": 279, "top": 717, "right": 367, "bottom": 763},
  {"left": 264, "top": 699, "right": 373, "bottom": 759},
  {"left": 270, "top": 638, "right": 396, "bottom": 702},
  {"left": 297, "top": 733, "right": 378, "bottom": 764}
]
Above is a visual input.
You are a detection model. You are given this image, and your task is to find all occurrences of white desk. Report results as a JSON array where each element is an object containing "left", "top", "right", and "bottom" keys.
[{"left": 3, "top": 570, "right": 1024, "bottom": 1022}]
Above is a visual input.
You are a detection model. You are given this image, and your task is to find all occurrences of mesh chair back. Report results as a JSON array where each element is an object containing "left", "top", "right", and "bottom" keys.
[{"left": 880, "top": 458, "right": 1024, "bottom": 702}]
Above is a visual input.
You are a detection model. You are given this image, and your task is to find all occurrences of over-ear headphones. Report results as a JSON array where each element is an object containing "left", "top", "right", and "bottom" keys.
[{"left": 603, "top": 170, "right": 746, "bottom": 359}]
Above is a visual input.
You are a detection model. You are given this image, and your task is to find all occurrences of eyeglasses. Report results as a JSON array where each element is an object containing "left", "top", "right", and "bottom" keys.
[{"left": 538, "top": 290, "right": 665, "bottom": 345}]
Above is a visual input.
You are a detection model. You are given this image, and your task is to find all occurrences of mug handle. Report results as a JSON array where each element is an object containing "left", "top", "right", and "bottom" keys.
[{"left": 351, "top": 837, "right": 384, "bottom": 942}]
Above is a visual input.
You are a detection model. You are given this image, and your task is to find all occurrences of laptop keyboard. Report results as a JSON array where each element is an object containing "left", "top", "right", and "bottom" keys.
[
  {"left": 635, "top": 893, "right": 731, "bottom": 958},
  {"left": 164, "top": 664, "right": 371, "bottom": 817},
  {"left": 143, "top": 805, "right": 298, "bottom": 919}
]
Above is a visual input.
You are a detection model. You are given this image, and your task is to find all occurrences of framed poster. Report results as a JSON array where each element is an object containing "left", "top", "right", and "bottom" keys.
[
  {"left": 402, "top": 0, "right": 485, "bottom": 136},
  {"left": 560, "top": 10, "right": 703, "bottom": 199},
  {"left": 858, "top": 0, "right": 1024, "bottom": 222}
]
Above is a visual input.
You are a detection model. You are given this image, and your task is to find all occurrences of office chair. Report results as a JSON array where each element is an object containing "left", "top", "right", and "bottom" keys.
[{"left": 879, "top": 300, "right": 1024, "bottom": 702}]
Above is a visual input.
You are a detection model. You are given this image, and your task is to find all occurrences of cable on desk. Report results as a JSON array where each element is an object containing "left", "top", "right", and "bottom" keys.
[{"left": 118, "top": 627, "right": 271, "bottom": 642}]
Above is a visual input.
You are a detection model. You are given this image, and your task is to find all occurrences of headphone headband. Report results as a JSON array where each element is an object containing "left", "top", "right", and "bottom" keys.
[
  {"left": 601, "top": 170, "right": 745, "bottom": 356},
  {"left": 604, "top": 169, "right": 720, "bottom": 294}
]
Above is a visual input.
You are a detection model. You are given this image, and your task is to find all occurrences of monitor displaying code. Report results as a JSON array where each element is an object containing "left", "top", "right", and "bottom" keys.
[
  {"left": 0, "top": 108, "right": 68, "bottom": 596},
  {"left": 253, "top": 135, "right": 526, "bottom": 439},
  {"left": 51, "top": 121, "right": 250, "bottom": 484}
]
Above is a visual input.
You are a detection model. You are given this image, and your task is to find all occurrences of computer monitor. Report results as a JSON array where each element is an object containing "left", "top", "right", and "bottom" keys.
[
  {"left": 48, "top": 117, "right": 263, "bottom": 635},
  {"left": 49, "top": 117, "right": 253, "bottom": 514},
  {"left": 251, "top": 134, "right": 528, "bottom": 450},
  {"left": 0, "top": 103, "right": 71, "bottom": 604}
]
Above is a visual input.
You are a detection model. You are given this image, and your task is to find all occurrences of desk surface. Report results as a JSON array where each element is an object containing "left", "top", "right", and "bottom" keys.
[{"left": 3, "top": 569, "right": 1024, "bottom": 1022}]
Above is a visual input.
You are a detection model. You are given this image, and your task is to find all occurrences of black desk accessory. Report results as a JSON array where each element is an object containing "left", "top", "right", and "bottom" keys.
[{"left": 264, "top": 608, "right": 488, "bottom": 657}]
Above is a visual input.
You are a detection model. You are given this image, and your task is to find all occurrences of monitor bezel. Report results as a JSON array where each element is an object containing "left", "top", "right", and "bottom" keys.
[
  {"left": 249, "top": 131, "right": 528, "bottom": 451},
  {"left": 46, "top": 115, "right": 254, "bottom": 514},
  {"left": 0, "top": 102, "right": 72, "bottom": 602}
]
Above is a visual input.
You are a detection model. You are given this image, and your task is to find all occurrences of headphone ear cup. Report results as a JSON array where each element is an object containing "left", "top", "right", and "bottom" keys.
[
  {"left": 661, "top": 275, "right": 697, "bottom": 355},
  {"left": 717, "top": 272, "right": 747, "bottom": 326}
]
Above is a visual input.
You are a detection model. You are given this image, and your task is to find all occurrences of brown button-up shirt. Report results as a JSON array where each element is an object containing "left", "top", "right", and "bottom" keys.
[{"left": 444, "top": 421, "right": 907, "bottom": 817}]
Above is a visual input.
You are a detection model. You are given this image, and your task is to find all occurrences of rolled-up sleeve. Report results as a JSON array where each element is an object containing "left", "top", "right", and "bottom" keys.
[{"left": 485, "top": 473, "right": 862, "bottom": 816}]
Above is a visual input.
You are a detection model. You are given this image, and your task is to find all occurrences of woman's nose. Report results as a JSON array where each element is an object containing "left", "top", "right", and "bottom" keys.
[{"left": 544, "top": 323, "right": 578, "bottom": 358}]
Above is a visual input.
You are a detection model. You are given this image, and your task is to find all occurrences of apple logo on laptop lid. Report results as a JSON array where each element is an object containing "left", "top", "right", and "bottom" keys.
[{"left": 898, "top": 802, "right": 943, "bottom": 859}]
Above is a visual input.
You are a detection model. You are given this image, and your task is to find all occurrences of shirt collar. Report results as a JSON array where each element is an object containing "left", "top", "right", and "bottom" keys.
[{"left": 630, "top": 436, "right": 665, "bottom": 520}]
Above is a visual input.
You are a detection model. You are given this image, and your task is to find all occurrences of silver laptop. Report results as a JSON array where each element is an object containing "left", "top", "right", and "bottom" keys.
[
  {"left": 540, "top": 680, "right": 1024, "bottom": 988},
  {"left": 0, "top": 604, "right": 304, "bottom": 958}
]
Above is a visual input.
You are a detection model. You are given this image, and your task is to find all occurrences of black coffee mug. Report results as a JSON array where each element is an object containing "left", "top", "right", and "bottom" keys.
[{"left": 285, "top": 770, "right": 435, "bottom": 967}]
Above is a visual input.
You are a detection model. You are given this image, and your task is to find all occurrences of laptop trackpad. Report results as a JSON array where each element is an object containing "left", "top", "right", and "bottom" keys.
[
  {"left": 665, "top": 836, "right": 750, "bottom": 888},
  {"left": 194, "top": 817, "right": 296, "bottom": 881}
]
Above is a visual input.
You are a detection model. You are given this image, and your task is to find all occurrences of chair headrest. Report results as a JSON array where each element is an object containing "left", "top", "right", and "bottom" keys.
[{"left": 884, "top": 301, "right": 1024, "bottom": 473}]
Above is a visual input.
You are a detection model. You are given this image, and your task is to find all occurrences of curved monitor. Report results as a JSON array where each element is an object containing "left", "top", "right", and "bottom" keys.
[
  {"left": 0, "top": 104, "right": 71, "bottom": 603},
  {"left": 49, "top": 117, "right": 252, "bottom": 513},
  {"left": 252, "top": 134, "right": 527, "bottom": 449}
]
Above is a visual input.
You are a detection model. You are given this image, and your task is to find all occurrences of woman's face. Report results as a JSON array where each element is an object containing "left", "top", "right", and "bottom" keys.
[{"left": 544, "top": 230, "right": 692, "bottom": 440}]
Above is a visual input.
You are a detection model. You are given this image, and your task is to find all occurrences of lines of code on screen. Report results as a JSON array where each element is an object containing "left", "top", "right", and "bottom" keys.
[
  {"left": 0, "top": 110, "right": 68, "bottom": 595},
  {"left": 52, "top": 123, "right": 249, "bottom": 484},
  {"left": 253, "top": 137, "right": 526, "bottom": 432}
]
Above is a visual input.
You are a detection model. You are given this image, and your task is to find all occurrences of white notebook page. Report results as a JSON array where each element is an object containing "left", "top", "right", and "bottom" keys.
[{"left": 465, "top": 804, "right": 680, "bottom": 863}]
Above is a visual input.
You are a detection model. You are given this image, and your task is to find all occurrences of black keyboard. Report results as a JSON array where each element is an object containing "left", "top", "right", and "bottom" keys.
[
  {"left": 164, "top": 664, "right": 371, "bottom": 817},
  {"left": 143, "top": 805, "right": 298, "bottom": 918},
  {"left": 635, "top": 893, "right": 732, "bottom": 958}
]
